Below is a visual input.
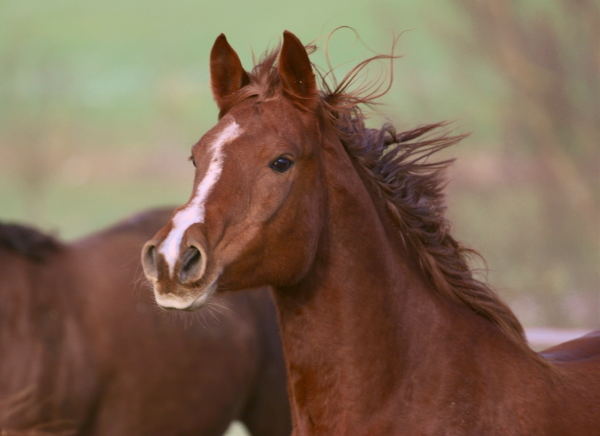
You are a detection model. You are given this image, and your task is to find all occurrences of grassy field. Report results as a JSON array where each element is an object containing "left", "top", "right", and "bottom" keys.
[{"left": 1, "top": 0, "right": 598, "bottom": 330}]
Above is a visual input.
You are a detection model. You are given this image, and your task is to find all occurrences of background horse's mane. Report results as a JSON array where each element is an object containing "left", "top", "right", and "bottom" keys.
[
  {"left": 0, "top": 223, "right": 62, "bottom": 261},
  {"left": 230, "top": 40, "right": 538, "bottom": 357},
  {"left": 0, "top": 209, "right": 172, "bottom": 262}
]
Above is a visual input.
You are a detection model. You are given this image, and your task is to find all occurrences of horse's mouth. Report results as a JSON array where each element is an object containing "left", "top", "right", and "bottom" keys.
[
  {"left": 154, "top": 278, "right": 219, "bottom": 311},
  {"left": 185, "top": 280, "right": 219, "bottom": 310}
]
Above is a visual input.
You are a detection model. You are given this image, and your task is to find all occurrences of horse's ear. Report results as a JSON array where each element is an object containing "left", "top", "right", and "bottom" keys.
[
  {"left": 278, "top": 31, "right": 318, "bottom": 108},
  {"left": 210, "top": 34, "right": 250, "bottom": 112}
]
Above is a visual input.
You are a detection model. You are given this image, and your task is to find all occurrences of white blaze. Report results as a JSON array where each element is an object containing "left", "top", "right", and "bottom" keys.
[{"left": 159, "top": 121, "right": 241, "bottom": 275}]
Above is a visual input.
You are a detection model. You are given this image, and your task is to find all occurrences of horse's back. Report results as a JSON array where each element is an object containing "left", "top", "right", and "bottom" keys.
[
  {"left": 540, "top": 330, "right": 600, "bottom": 362},
  {"left": 1, "top": 208, "right": 289, "bottom": 436},
  {"left": 72, "top": 207, "right": 174, "bottom": 248}
]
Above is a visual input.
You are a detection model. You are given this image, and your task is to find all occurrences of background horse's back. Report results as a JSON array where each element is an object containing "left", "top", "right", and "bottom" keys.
[{"left": 0, "top": 209, "right": 290, "bottom": 436}]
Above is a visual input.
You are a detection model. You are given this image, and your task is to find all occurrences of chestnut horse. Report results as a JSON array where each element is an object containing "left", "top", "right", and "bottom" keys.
[
  {"left": 141, "top": 32, "right": 600, "bottom": 435},
  {"left": 0, "top": 209, "right": 290, "bottom": 435}
]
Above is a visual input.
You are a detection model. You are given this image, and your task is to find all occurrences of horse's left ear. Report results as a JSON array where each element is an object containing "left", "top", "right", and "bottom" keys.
[{"left": 278, "top": 31, "right": 318, "bottom": 108}]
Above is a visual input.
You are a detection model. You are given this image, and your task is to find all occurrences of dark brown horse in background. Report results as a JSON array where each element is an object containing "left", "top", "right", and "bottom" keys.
[
  {"left": 0, "top": 208, "right": 290, "bottom": 435},
  {"left": 142, "top": 31, "right": 600, "bottom": 435}
]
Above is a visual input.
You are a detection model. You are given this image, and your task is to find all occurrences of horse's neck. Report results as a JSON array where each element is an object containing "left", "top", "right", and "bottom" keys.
[{"left": 273, "top": 149, "right": 539, "bottom": 432}]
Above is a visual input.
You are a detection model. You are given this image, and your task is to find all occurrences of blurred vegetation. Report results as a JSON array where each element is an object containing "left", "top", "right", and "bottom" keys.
[{"left": 0, "top": 0, "right": 597, "bottom": 328}]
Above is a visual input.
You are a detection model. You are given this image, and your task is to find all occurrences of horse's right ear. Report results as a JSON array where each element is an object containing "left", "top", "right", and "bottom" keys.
[{"left": 210, "top": 34, "right": 250, "bottom": 114}]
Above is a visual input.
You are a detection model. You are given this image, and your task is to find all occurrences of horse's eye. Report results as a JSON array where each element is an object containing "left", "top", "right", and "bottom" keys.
[
  {"left": 189, "top": 156, "right": 196, "bottom": 168},
  {"left": 269, "top": 156, "right": 294, "bottom": 173}
]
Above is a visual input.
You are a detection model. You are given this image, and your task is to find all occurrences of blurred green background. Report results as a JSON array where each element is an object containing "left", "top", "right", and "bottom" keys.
[{"left": 1, "top": 0, "right": 598, "bottom": 334}]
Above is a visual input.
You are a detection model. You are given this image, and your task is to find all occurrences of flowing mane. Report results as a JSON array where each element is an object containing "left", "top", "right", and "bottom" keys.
[
  {"left": 333, "top": 114, "right": 528, "bottom": 344},
  {"left": 0, "top": 223, "right": 62, "bottom": 261},
  {"left": 225, "top": 43, "right": 530, "bottom": 352}
]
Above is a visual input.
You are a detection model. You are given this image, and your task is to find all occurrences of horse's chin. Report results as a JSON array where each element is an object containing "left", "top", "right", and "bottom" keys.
[{"left": 154, "top": 279, "right": 218, "bottom": 311}]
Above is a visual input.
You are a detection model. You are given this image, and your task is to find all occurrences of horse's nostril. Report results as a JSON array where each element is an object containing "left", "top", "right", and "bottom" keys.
[
  {"left": 148, "top": 245, "right": 156, "bottom": 261},
  {"left": 179, "top": 246, "right": 202, "bottom": 283},
  {"left": 142, "top": 243, "right": 159, "bottom": 279}
]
